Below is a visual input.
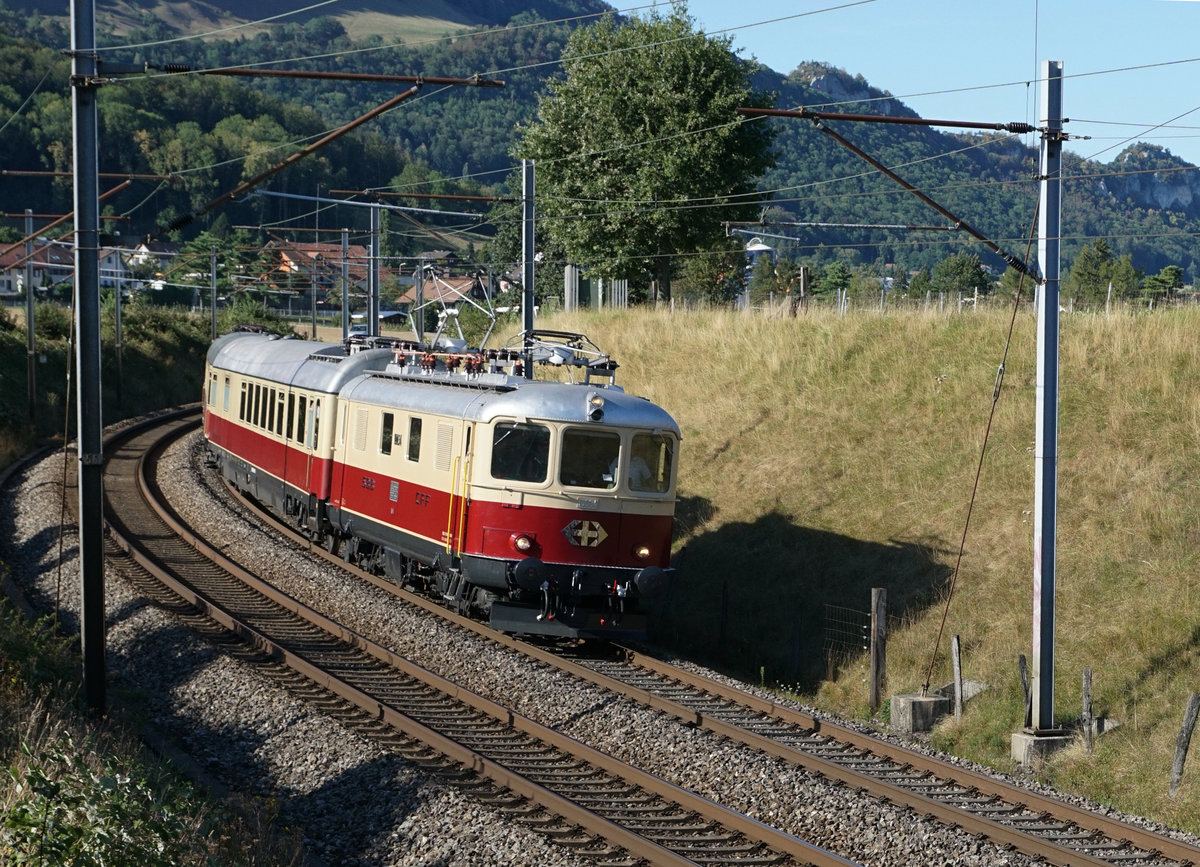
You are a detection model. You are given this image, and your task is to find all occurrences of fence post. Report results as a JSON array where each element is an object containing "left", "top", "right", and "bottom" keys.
[
  {"left": 1170, "top": 692, "right": 1200, "bottom": 796},
  {"left": 869, "top": 588, "right": 887, "bottom": 713},
  {"left": 1082, "top": 669, "right": 1094, "bottom": 754},
  {"left": 952, "top": 635, "right": 963, "bottom": 720}
]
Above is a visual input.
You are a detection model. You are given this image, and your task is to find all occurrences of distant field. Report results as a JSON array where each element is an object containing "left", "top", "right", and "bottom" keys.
[{"left": 82, "top": 0, "right": 483, "bottom": 41}]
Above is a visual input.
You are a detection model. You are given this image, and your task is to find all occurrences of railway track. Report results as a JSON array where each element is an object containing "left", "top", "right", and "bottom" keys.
[
  {"left": 170, "top": 413, "right": 1200, "bottom": 867},
  {"left": 102, "top": 410, "right": 854, "bottom": 865}
]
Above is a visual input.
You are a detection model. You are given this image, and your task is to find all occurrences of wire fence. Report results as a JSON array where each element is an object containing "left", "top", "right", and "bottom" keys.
[{"left": 823, "top": 603, "right": 871, "bottom": 682}]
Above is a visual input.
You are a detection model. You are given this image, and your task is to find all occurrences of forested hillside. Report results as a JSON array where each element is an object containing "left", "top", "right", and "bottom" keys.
[{"left": 3, "top": 0, "right": 1199, "bottom": 287}]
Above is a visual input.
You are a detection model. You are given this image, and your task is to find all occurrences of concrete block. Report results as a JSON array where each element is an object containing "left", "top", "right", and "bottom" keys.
[
  {"left": 934, "top": 679, "right": 987, "bottom": 703},
  {"left": 1011, "top": 729, "right": 1073, "bottom": 768},
  {"left": 891, "top": 693, "right": 951, "bottom": 733}
]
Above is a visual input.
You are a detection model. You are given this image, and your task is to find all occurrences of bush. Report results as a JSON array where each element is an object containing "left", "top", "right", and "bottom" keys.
[
  {"left": 2, "top": 735, "right": 198, "bottom": 866},
  {"left": 33, "top": 303, "right": 71, "bottom": 341}
]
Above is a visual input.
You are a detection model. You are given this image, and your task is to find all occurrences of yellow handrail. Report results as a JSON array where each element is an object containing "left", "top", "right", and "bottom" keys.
[{"left": 445, "top": 455, "right": 460, "bottom": 554}]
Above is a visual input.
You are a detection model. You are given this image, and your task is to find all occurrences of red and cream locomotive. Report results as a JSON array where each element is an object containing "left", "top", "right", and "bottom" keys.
[{"left": 202, "top": 328, "right": 679, "bottom": 640}]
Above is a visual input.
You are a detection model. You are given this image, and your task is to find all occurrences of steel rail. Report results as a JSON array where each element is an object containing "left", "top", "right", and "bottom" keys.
[
  {"left": 105, "top": 412, "right": 856, "bottom": 867},
  {"left": 185, "top": 417, "right": 1200, "bottom": 866},
  {"left": 617, "top": 650, "right": 1198, "bottom": 867}
]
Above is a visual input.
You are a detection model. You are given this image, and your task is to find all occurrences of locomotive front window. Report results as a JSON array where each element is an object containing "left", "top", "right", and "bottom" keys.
[
  {"left": 559, "top": 429, "right": 620, "bottom": 490},
  {"left": 491, "top": 422, "right": 549, "bottom": 483},
  {"left": 630, "top": 433, "right": 674, "bottom": 493}
]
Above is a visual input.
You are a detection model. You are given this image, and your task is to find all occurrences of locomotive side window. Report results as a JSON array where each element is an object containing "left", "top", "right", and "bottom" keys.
[
  {"left": 286, "top": 394, "right": 294, "bottom": 442},
  {"left": 267, "top": 388, "right": 276, "bottom": 433},
  {"left": 380, "top": 412, "right": 394, "bottom": 456},
  {"left": 491, "top": 422, "right": 549, "bottom": 483},
  {"left": 295, "top": 395, "right": 307, "bottom": 443},
  {"left": 223, "top": 377, "right": 230, "bottom": 412},
  {"left": 208, "top": 373, "right": 217, "bottom": 406},
  {"left": 312, "top": 399, "right": 321, "bottom": 447},
  {"left": 629, "top": 433, "right": 675, "bottom": 493},
  {"left": 559, "top": 429, "right": 620, "bottom": 489},
  {"left": 407, "top": 418, "right": 422, "bottom": 462},
  {"left": 239, "top": 382, "right": 247, "bottom": 421},
  {"left": 275, "top": 391, "right": 285, "bottom": 435}
]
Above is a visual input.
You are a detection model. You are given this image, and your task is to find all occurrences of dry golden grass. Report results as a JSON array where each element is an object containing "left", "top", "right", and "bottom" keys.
[{"left": 536, "top": 303, "right": 1200, "bottom": 828}]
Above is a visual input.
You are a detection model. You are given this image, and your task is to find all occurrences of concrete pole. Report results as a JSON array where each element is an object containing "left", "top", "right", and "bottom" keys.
[
  {"left": 521, "top": 159, "right": 535, "bottom": 378},
  {"left": 25, "top": 210, "right": 36, "bottom": 424},
  {"left": 369, "top": 206, "right": 380, "bottom": 336},
  {"left": 210, "top": 246, "right": 217, "bottom": 340},
  {"left": 341, "top": 228, "right": 349, "bottom": 339},
  {"left": 113, "top": 248, "right": 123, "bottom": 408},
  {"left": 71, "top": 0, "right": 106, "bottom": 713},
  {"left": 1032, "top": 60, "right": 1064, "bottom": 734}
]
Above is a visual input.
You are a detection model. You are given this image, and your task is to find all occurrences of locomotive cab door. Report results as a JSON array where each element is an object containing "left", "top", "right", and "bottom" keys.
[{"left": 445, "top": 423, "right": 475, "bottom": 557}]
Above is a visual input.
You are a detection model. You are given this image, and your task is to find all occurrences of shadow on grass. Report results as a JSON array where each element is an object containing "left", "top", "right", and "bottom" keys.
[{"left": 654, "top": 502, "right": 953, "bottom": 693}]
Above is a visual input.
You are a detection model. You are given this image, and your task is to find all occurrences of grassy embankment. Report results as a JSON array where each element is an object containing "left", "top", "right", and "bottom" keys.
[
  {"left": 0, "top": 302, "right": 300, "bottom": 863},
  {"left": 551, "top": 303, "right": 1200, "bottom": 833},
  {"left": 5, "top": 300, "right": 1200, "bottom": 843}
]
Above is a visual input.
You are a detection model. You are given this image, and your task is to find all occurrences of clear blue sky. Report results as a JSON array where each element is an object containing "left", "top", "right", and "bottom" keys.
[{"left": 674, "top": 0, "right": 1200, "bottom": 167}]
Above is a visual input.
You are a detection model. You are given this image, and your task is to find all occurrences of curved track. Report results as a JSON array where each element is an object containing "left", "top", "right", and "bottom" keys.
[
  {"left": 182, "top": 413, "right": 1200, "bottom": 867},
  {"left": 103, "top": 410, "right": 854, "bottom": 866}
]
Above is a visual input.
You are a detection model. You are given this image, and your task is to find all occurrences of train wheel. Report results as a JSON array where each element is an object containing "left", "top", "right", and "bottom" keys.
[{"left": 323, "top": 532, "right": 341, "bottom": 556}]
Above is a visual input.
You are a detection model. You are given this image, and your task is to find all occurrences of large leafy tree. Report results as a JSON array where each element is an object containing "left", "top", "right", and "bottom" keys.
[{"left": 516, "top": 5, "right": 774, "bottom": 301}]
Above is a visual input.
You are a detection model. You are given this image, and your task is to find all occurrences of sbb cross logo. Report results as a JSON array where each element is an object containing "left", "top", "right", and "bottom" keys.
[{"left": 562, "top": 520, "right": 608, "bottom": 548}]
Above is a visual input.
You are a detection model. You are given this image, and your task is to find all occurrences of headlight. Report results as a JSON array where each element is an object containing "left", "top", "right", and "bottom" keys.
[
  {"left": 511, "top": 533, "right": 535, "bottom": 553},
  {"left": 633, "top": 545, "right": 651, "bottom": 561},
  {"left": 587, "top": 392, "right": 605, "bottom": 421}
]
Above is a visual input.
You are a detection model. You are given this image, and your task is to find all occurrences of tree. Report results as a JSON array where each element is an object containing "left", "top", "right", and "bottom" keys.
[
  {"left": 1110, "top": 254, "right": 1142, "bottom": 299},
  {"left": 1065, "top": 239, "right": 1113, "bottom": 303},
  {"left": 675, "top": 242, "right": 747, "bottom": 306},
  {"left": 819, "top": 261, "right": 852, "bottom": 297},
  {"left": 516, "top": 5, "right": 774, "bottom": 302},
  {"left": 931, "top": 252, "right": 993, "bottom": 297},
  {"left": 1143, "top": 264, "right": 1184, "bottom": 304}
]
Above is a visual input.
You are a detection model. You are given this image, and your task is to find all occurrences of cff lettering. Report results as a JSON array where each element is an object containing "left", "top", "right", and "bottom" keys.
[{"left": 414, "top": 491, "right": 431, "bottom": 507}]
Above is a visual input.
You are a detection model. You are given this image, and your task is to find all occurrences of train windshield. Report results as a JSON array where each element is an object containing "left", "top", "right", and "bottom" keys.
[
  {"left": 629, "top": 432, "right": 674, "bottom": 493},
  {"left": 559, "top": 429, "right": 620, "bottom": 490},
  {"left": 491, "top": 422, "right": 549, "bottom": 483}
]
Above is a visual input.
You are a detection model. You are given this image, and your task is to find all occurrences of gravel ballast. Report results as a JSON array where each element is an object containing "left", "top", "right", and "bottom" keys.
[{"left": 3, "top": 432, "right": 1195, "bottom": 865}]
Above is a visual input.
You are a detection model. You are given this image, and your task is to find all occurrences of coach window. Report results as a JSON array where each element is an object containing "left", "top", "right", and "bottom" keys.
[
  {"left": 286, "top": 394, "right": 295, "bottom": 442},
  {"left": 407, "top": 417, "right": 422, "bottom": 462},
  {"left": 223, "top": 377, "right": 230, "bottom": 412},
  {"left": 239, "top": 382, "right": 247, "bottom": 421},
  {"left": 312, "top": 400, "right": 321, "bottom": 447},
  {"left": 275, "top": 391, "right": 285, "bottom": 435},
  {"left": 208, "top": 373, "right": 217, "bottom": 406},
  {"left": 491, "top": 422, "right": 549, "bottom": 483},
  {"left": 380, "top": 412, "right": 395, "bottom": 455},
  {"left": 295, "top": 395, "right": 307, "bottom": 443},
  {"left": 559, "top": 429, "right": 619, "bottom": 490},
  {"left": 629, "top": 432, "right": 674, "bottom": 493}
]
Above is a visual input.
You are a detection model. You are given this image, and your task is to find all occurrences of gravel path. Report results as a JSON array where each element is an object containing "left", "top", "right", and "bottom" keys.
[{"left": 3, "top": 431, "right": 1194, "bottom": 865}]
